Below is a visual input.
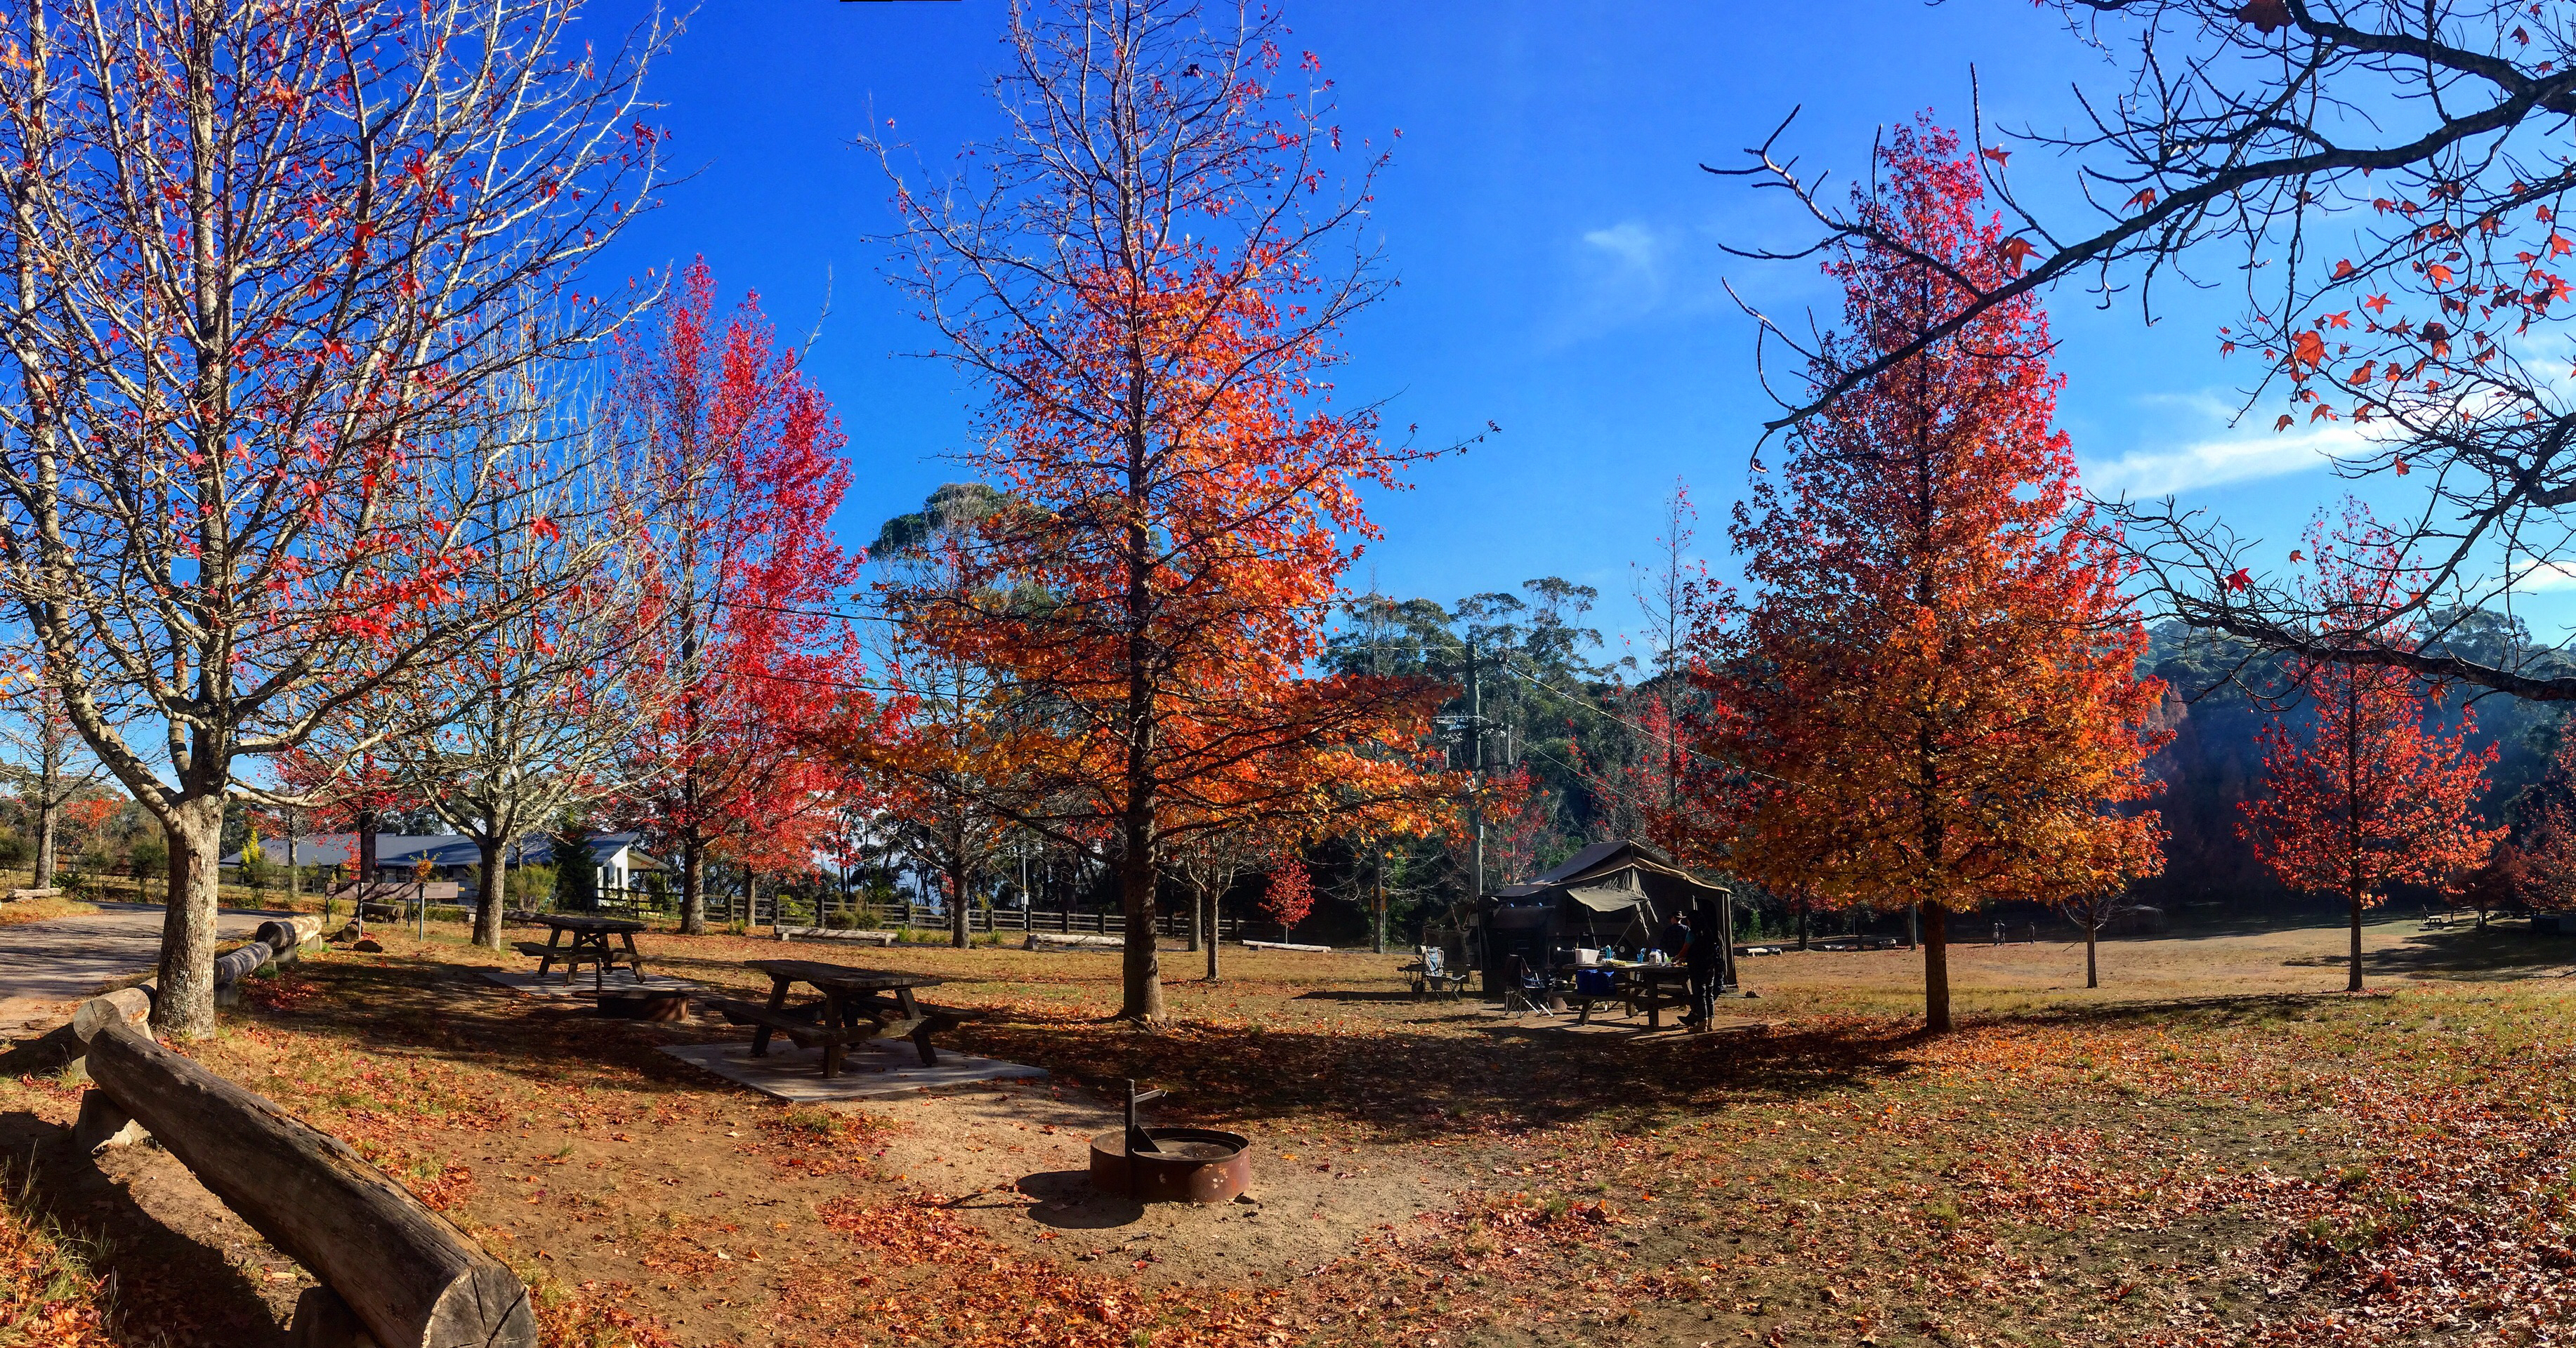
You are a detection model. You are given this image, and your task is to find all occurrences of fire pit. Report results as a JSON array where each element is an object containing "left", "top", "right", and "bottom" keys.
[
  {"left": 1089, "top": 1078, "right": 1251, "bottom": 1205},
  {"left": 596, "top": 989, "right": 688, "bottom": 1022},
  {"left": 1089, "top": 1127, "right": 1251, "bottom": 1204}
]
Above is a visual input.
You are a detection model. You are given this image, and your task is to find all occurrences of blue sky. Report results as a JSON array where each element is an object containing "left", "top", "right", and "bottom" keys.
[{"left": 579, "top": 0, "right": 2425, "bottom": 649}]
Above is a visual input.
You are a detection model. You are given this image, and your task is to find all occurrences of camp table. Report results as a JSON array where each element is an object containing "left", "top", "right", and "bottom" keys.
[
  {"left": 710, "top": 960, "right": 954, "bottom": 1076},
  {"left": 1570, "top": 960, "right": 1693, "bottom": 1029},
  {"left": 515, "top": 915, "right": 647, "bottom": 993}
]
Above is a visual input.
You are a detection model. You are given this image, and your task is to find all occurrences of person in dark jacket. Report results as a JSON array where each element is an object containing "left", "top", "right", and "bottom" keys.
[
  {"left": 1683, "top": 899, "right": 1722, "bottom": 1029},
  {"left": 1655, "top": 911, "right": 1691, "bottom": 962}
]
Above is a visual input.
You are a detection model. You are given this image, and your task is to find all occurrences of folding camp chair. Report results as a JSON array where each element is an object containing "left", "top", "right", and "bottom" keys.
[{"left": 1501, "top": 955, "right": 1558, "bottom": 1017}]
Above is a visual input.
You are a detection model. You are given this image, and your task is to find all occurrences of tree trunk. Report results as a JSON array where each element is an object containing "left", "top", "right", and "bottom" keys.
[
  {"left": 1372, "top": 864, "right": 1387, "bottom": 954},
  {"left": 1921, "top": 899, "right": 1951, "bottom": 1033},
  {"left": 283, "top": 807, "right": 298, "bottom": 911},
  {"left": 154, "top": 795, "right": 226, "bottom": 1039},
  {"left": 680, "top": 838, "right": 707, "bottom": 934},
  {"left": 1203, "top": 886, "right": 1220, "bottom": 982},
  {"left": 2348, "top": 880, "right": 2365, "bottom": 992},
  {"left": 949, "top": 863, "right": 970, "bottom": 948},
  {"left": 1186, "top": 885, "right": 1202, "bottom": 952},
  {"left": 32, "top": 799, "right": 56, "bottom": 889},
  {"left": 1117, "top": 844, "right": 1164, "bottom": 1020},
  {"left": 2084, "top": 922, "right": 2098, "bottom": 989},
  {"left": 472, "top": 837, "right": 505, "bottom": 950},
  {"left": 1796, "top": 900, "right": 1810, "bottom": 951}
]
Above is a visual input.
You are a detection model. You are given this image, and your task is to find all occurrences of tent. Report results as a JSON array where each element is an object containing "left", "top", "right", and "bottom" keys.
[{"left": 1466, "top": 840, "right": 1733, "bottom": 995}]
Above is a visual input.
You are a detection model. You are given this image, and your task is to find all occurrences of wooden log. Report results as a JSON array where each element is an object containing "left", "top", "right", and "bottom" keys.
[
  {"left": 72, "top": 1090, "right": 145, "bottom": 1153},
  {"left": 3, "top": 886, "right": 60, "bottom": 901},
  {"left": 256, "top": 916, "right": 324, "bottom": 956},
  {"left": 83, "top": 1022, "right": 537, "bottom": 1348},
  {"left": 72, "top": 989, "right": 152, "bottom": 1043},
  {"left": 289, "top": 1286, "right": 374, "bottom": 1348},
  {"left": 1025, "top": 932, "right": 1125, "bottom": 951},
  {"left": 773, "top": 925, "right": 896, "bottom": 946},
  {"left": 213, "top": 942, "right": 272, "bottom": 986}
]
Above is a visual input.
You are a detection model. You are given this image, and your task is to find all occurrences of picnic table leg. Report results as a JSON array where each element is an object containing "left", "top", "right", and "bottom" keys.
[
  {"left": 894, "top": 987, "right": 939, "bottom": 1067},
  {"left": 622, "top": 932, "right": 645, "bottom": 980},
  {"left": 751, "top": 977, "right": 791, "bottom": 1057},
  {"left": 591, "top": 935, "right": 607, "bottom": 995},
  {"left": 818, "top": 992, "right": 850, "bottom": 1078}
]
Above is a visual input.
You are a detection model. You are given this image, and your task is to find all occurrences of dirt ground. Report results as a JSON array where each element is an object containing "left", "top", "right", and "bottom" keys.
[{"left": 5, "top": 913, "right": 2575, "bottom": 1347}]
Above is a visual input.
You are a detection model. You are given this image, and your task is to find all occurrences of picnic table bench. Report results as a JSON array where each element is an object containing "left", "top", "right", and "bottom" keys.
[
  {"left": 722, "top": 960, "right": 967, "bottom": 1079},
  {"left": 518, "top": 915, "right": 646, "bottom": 992}
]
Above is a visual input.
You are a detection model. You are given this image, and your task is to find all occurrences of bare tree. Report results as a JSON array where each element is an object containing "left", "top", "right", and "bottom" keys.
[
  {"left": 0, "top": 681, "right": 106, "bottom": 888},
  {"left": 375, "top": 392, "right": 667, "bottom": 949},
  {"left": 0, "top": 0, "right": 665, "bottom": 1036},
  {"left": 1715, "top": 1, "right": 2576, "bottom": 694}
]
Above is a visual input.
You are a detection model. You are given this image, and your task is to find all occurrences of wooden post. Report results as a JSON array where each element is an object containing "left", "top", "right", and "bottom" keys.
[{"left": 76, "top": 1016, "right": 537, "bottom": 1347}]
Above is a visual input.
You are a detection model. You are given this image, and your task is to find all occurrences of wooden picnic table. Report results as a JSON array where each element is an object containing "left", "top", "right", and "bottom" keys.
[
  {"left": 1569, "top": 961, "right": 1693, "bottom": 1029},
  {"left": 711, "top": 960, "right": 954, "bottom": 1078},
  {"left": 515, "top": 915, "right": 646, "bottom": 993}
]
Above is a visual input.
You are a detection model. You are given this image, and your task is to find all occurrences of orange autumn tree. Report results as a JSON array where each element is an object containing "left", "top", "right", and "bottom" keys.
[
  {"left": 2240, "top": 515, "right": 2502, "bottom": 991},
  {"left": 871, "top": 0, "right": 1454, "bottom": 1020},
  {"left": 1691, "top": 120, "right": 2167, "bottom": 1032}
]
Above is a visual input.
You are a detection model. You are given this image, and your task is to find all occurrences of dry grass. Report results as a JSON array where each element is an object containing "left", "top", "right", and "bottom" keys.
[
  {"left": 6, "top": 912, "right": 2575, "bottom": 1346},
  {"left": 0, "top": 1166, "right": 115, "bottom": 1347}
]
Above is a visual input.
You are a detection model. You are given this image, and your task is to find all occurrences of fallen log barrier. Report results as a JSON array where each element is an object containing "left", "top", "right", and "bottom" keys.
[
  {"left": 2, "top": 885, "right": 60, "bottom": 901},
  {"left": 71, "top": 996, "right": 537, "bottom": 1347},
  {"left": 1240, "top": 939, "right": 1332, "bottom": 953},
  {"left": 1026, "top": 932, "right": 1126, "bottom": 952},
  {"left": 213, "top": 916, "right": 327, "bottom": 1006},
  {"left": 775, "top": 925, "right": 898, "bottom": 946}
]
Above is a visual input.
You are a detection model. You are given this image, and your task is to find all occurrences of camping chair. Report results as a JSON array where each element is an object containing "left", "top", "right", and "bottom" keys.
[
  {"left": 1501, "top": 955, "right": 1558, "bottom": 1018},
  {"left": 1410, "top": 946, "right": 1471, "bottom": 1002}
]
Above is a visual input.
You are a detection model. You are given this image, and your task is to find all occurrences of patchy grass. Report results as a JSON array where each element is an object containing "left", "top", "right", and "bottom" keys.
[
  {"left": 5, "top": 914, "right": 2576, "bottom": 1346},
  {"left": 0, "top": 895, "right": 97, "bottom": 929},
  {"left": 0, "top": 1166, "right": 115, "bottom": 1347}
]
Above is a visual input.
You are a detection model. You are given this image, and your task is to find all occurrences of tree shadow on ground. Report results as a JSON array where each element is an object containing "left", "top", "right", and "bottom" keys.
[
  {"left": 0, "top": 1113, "right": 289, "bottom": 1347},
  {"left": 2278, "top": 925, "right": 2576, "bottom": 981},
  {"left": 2006, "top": 990, "right": 2374, "bottom": 1033},
  {"left": 213, "top": 949, "right": 1928, "bottom": 1144}
]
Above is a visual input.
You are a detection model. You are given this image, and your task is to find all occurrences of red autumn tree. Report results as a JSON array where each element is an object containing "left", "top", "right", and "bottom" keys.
[
  {"left": 616, "top": 260, "right": 865, "bottom": 934},
  {"left": 1258, "top": 852, "right": 1315, "bottom": 943},
  {"left": 870, "top": 0, "right": 1453, "bottom": 1020},
  {"left": 1688, "top": 119, "right": 2168, "bottom": 1032},
  {"left": 2240, "top": 515, "right": 2502, "bottom": 991}
]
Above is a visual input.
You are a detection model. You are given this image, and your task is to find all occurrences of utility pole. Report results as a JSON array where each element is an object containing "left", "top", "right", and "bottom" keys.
[{"left": 1468, "top": 639, "right": 1485, "bottom": 904}]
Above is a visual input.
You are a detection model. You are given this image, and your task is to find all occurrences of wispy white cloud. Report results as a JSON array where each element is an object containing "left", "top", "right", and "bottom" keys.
[
  {"left": 1581, "top": 221, "right": 1661, "bottom": 276},
  {"left": 2079, "top": 397, "right": 2371, "bottom": 498},
  {"left": 2504, "top": 560, "right": 2576, "bottom": 593}
]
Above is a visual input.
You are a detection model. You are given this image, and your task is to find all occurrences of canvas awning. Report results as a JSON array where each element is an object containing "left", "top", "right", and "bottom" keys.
[{"left": 1565, "top": 884, "right": 1650, "bottom": 914}]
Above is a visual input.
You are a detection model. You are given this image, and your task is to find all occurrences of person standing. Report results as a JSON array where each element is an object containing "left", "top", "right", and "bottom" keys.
[{"left": 1683, "top": 901, "right": 1721, "bottom": 1030}]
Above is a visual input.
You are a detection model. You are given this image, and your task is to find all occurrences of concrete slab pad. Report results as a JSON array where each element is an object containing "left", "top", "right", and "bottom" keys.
[
  {"left": 657, "top": 1039, "right": 1047, "bottom": 1102},
  {"left": 479, "top": 967, "right": 704, "bottom": 999}
]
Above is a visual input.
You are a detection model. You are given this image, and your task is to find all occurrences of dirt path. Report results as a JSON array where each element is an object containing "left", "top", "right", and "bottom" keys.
[{"left": 0, "top": 901, "right": 289, "bottom": 1032}]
